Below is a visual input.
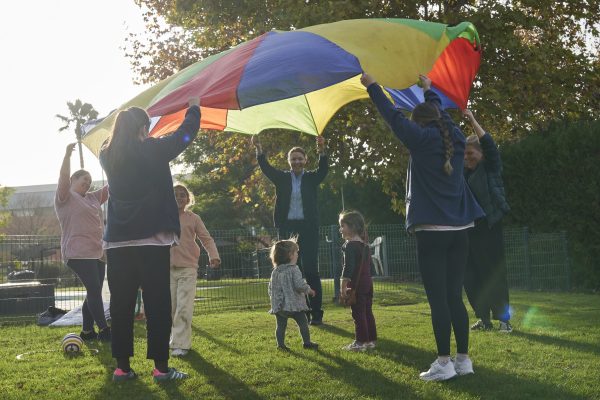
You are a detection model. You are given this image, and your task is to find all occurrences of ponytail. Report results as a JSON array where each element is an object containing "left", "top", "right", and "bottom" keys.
[
  {"left": 412, "top": 103, "right": 454, "bottom": 176},
  {"left": 436, "top": 120, "right": 454, "bottom": 176}
]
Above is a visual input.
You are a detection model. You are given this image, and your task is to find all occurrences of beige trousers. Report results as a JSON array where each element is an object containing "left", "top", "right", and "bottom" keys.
[{"left": 169, "top": 266, "right": 198, "bottom": 350}]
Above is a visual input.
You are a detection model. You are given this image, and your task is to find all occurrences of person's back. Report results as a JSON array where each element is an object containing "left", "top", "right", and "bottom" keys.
[
  {"left": 100, "top": 99, "right": 200, "bottom": 383},
  {"left": 362, "top": 73, "right": 478, "bottom": 381}
]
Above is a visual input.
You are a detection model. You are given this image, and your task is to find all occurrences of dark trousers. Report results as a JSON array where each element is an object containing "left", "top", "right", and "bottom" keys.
[
  {"left": 464, "top": 220, "right": 510, "bottom": 322},
  {"left": 275, "top": 311, "right": 311, "bottom": 346},
  {"left": 416, "top": 230, "right": 469, "bottom": 355},
  {"left": 67, "top": 259, "right": 108, "bottom": 332},
  {"left": 279, "top": 220, "right": 323, "bottom": 320},
  {"left": 351, "top": 288, "right": 377, "bottom": 343},
  {"left": 107, "top": 245, "right": 172, "bottom": 361}
]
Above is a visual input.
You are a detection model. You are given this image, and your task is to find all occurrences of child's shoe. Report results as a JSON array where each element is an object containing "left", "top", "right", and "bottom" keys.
[
  {"left": 303, "top": 342, "right": 319, "bottom": 350},
  {"left": 343, "top": 341, "right": 366, "bottom": 352},
  {"left": 152, "top": 368, "right": 189, "bottom": 383},
  {"left": 80, "top": 330, "right": 98, "bottom": 341},
  {"left": 171, "top": 348, "right": 188, "bottom": 357},
  {"left": 98, "top": 327, "right": 112, "bottom": 342},
  {"left": 112, "top": 368, "right": 137, "bottom": 382},
  {"left": 364, "top": 341, "right": 376, "bottom": 349}
]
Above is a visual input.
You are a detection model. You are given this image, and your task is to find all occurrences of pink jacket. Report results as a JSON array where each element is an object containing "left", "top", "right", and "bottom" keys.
[
  {"left": 55, "top": 177, "right": 108, "bottom": 262},
  {"left": 170, "top": 211, "right": 219, "bottom": 268}
]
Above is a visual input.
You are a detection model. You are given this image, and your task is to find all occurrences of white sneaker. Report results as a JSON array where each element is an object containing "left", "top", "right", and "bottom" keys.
[
  {"left": 453, "top": 357, "right": 474, "bottom": 376},
  {"left": 364, "top": 341, "right": 376, "bottom": 349},
  {"left": 343, "top": 341, "right": 366, "bottom": 352},
  {"left": 419, "top": 359, "right": 457, "bottom": 381},
  {"left": 171, "top": 348, "right": 188, "bottom": 357}
]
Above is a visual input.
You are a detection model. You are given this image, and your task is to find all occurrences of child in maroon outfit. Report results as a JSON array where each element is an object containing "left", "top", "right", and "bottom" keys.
[{"left": 339, "top": 211, "right": 377, "bottom": 351}]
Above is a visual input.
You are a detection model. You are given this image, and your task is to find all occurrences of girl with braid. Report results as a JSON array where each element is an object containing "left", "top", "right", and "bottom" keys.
[{"left": 361, "top": 73, "right": 484, "bottom": 381}]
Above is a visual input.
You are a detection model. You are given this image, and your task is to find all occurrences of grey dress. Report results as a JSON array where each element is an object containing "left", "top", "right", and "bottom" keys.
[{"left": 268, "top": 264, "right": 311, "bottom": 314}]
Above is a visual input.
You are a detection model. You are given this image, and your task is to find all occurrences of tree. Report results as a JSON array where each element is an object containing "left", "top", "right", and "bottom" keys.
[
  {"left": 126, "top": 1, "right": 599, "bottom": 217},
  {"left": 56, "top": 100, "right": 99, "bottom": 169},
  {"left": 2, "top": 192, "right": 60, "bottom": 235},
  {"left": 0, "top": 185, "right": 13, "bottom": 233}
]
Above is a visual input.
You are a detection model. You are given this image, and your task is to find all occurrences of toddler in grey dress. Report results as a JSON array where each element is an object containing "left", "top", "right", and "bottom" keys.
[{"left": 268, "top": 239, "right": 319, "bottom": 350}]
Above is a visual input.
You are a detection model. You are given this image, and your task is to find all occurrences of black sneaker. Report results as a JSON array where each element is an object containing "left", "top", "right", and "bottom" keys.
[
  {"left": 499, "top": 321, "right": 513, "bottom": 333},
  {"left": 80, "top": 330, "right": 98, "bottom": 341},
  {"left": 303, "top": 342, "right": 319, "bottom": 350},
  {"left": 277, "top": 345, "right": 290, "bottom": 352},
  {"left": 98, "top": 327, "right": 112, "bottom": 342},
  {"left": 470, "top": 319, "right": 493, "bottom": 331},
  {"left": 309, "top": 319, "right": 323, "bottom": 326}
]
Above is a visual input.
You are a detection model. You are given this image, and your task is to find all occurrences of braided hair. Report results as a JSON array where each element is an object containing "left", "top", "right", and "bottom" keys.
[{"left": 412, "top": 103, "right": 454, "bottom": 176}]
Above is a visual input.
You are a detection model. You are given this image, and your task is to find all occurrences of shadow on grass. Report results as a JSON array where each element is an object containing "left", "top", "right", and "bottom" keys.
[
  {"left": 192, "top": 326, "right": 243, "bottom": 355},
  {"left": 185, "top": 351, "right": 264, "bottom": 400},
  {"left": 512, "top": 330, "right": 600, "bottom": 356},
  {"left": 314, "top": 323, "right": 355, "bottom": 339},
  {"left": 291, "top": 346, "right": 420, "bottom": 399},
  {"left": 374, "top": 338, "right": 587, "bottom": 399},
  {"left": 89, "top": 323, "right": 184, "bottom": 400}
]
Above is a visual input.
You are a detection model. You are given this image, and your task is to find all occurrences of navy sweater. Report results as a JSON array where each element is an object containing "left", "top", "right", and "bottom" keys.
[
  {"left": 367, "top": 84, "right": 484, "bottom": 230},
  {"left": 99, "top": 106, "right": 201, "bottom": 242}
]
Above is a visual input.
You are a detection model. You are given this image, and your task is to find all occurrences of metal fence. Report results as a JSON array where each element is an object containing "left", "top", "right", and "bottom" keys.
[{"left": 0, "top": 225, "right": 571, "bottom": 321}]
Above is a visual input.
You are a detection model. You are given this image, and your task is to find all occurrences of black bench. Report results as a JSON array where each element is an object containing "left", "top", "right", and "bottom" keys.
[{"left": 0, "top": 281, "right": 55, "bottom": 316}]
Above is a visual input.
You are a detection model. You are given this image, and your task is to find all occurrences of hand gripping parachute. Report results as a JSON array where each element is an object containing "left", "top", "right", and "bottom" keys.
[{"left": 83, "top": 18, "right": 481, "bottom": 155}]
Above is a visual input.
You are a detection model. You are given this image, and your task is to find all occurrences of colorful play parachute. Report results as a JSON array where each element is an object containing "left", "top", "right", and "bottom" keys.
[{"left": 83, "top": 18, "right": 481, "bottom": 155}]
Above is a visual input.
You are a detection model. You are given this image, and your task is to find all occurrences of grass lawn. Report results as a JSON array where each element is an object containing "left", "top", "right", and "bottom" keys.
[{"left": 1, "top": 285, "right": 599, "bottom": 399}]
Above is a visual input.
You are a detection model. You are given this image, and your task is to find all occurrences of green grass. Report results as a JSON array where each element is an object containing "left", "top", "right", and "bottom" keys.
[{"left": 1, "top": 285, "right": 599, "bottom": 399}]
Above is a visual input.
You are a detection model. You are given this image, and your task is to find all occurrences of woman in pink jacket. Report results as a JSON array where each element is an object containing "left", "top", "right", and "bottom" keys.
[
  {"left": 55, "top": 143, "right": 110, "bottom": 341},
  {"left": 169, "top": 183, "right": 220, "bottom": 357}
]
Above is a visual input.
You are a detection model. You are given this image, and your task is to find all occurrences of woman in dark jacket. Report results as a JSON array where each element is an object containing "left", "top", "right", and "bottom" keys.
[
  {"left": 463, "top": 109, "right": 512, "bottom": 333},
  {"left": 251, "top": 135, "right": 328, "bottom": 325},
  {"left": 362, "top": 73, "right": 484, "bottom": 381},
  {"left": 99, "top": 97, "right": 200, "bottom": 383}
]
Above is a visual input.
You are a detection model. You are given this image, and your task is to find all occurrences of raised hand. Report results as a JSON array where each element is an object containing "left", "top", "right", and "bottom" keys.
[
  {"left": 360, "top": 73, "right": 376, "bottom": 88},
  {"left": 316, "top": 135, "right": 326, "bottom": 154},
  {"left": 65, "top": 143, "right": 76, "bottom": 157},
  {"left": 418, "top": 74, "right": 431, "bottom": 91}
]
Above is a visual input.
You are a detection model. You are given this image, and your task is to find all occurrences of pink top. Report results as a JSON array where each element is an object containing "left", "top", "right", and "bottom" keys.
[
  {"left": 170, "top": 211, "right": 220, "bottom": 268},
  {"left": 55, "top": 176, "right": 108, "bottom": 262}
]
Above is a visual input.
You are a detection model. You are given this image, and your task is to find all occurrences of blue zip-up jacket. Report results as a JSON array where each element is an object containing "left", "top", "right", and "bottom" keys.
[
  {"left": 367, "top": 84, "right": 484, "bottom": 230},
  {"left": 99, "top": 106, "right": 201, "bottom": 242}
]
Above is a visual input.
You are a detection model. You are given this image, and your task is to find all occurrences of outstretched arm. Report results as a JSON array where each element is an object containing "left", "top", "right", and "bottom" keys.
[
  {"left": 361, "top": 73, "right": 427, "bottom": 150},
  {"left": 314, "top": 136, "right": 329, "bottom": 183},
  {"left": 464, "top": 109, "right": 502, "bottom": 172},
  {"left": 253, "top": 135, "right": 285, "bottom": 183},
  {"left": 56, "top": 143, "right": 75, "bottom": 203},
  {"left": 463, "top": 109, "right": 485, "bottom": 138},
  {"left": 144, "top": 97, "right": 201, "bottom": 162}
]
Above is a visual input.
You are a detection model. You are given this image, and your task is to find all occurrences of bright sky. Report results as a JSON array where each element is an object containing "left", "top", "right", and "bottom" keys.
[{"left": 0, "top": 0, "right": 149, "bottom": 188}]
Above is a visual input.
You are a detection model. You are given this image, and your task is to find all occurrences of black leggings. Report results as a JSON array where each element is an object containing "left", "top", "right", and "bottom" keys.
[
  {"left": 275, "top": 311, "right": 311, "bottom": 346},
  {"left": 416, "top": 230, "right": 469, "bottom": 355},
  {"left": 464, "top": 220, "right": 510, "bottom": 322},
  {"left": 107, "top": 245, "right": 172, "bottom": 362},
  {"left": 67, "top": 259, "right": 108, "bottom": 332}
]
